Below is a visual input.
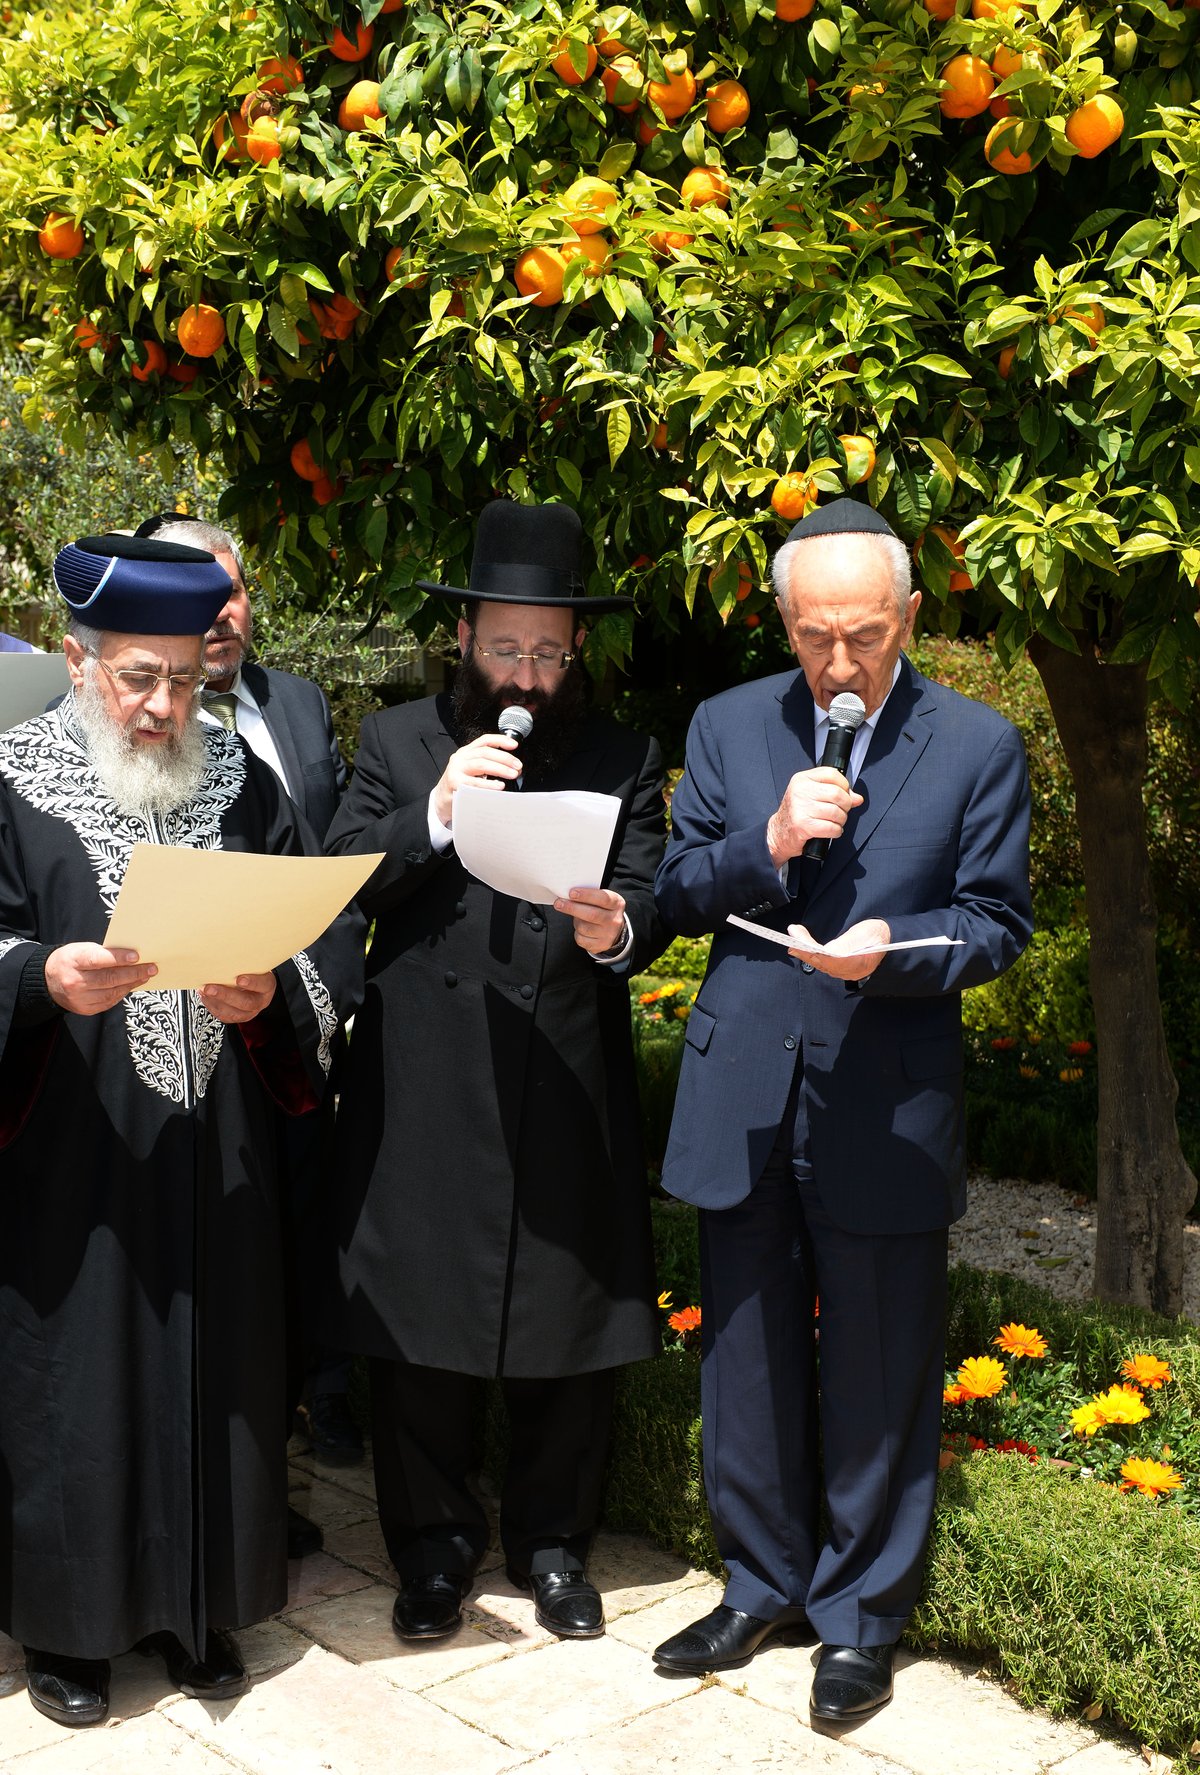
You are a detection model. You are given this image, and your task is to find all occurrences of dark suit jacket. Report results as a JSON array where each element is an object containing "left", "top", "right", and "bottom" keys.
[
  {"left": 655, "top": 657, "right": 1033, "bottom": 1233},
  {"left": 242, "top": 661, "right": 345, "bottom": 842},
  {"left": 323, "top": 694, "right": 668, "bottom": 1377}
]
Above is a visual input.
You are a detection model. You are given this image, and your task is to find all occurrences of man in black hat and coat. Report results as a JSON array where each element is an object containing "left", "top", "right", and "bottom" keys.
[
  {"left": 650, "top": 501, "right": 1032, "bottom": 1719},
  {"left": 0, "top": 534, "right": 361, "bottom": 1727},
  {"left": 325, "top": 500, "right": 668, "bottom": 1642}
]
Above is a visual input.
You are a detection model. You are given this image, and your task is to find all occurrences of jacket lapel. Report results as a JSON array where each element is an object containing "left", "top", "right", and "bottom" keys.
[
  {"left": 768, "top": 672, "right": 817, "bottom": 806},
  {"left": 805, "top": 657, "right": 936, "bottom": 908},
  {"left": 420, "top": 695, "right": 458, "bottom": 783},
  {"left": 243, "top": 663, "right": 300, "bottom": 789}
]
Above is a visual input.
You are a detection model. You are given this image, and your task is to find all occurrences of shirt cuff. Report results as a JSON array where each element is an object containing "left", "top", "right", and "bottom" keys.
[
  {"left": 427, "top": 790, "right": 454, "bottom": 855},
  {"left": 592, "top": 913, "right": 633, "bottom": 967},
  {"left": 13, "top": 943, "right": 63, "bottom": 1028}
]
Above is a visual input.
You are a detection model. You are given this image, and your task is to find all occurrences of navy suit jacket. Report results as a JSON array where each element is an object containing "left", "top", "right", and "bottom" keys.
[
  {"left": 241, "top": 661, "right": 345, "bottom": 842},
  {"left": 655, "top": 657, "right": 1032, "bottom": 1233}
]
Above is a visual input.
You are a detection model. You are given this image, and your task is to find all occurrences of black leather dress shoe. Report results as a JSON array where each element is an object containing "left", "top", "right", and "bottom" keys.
[
  {"left": 144, "top": 1629, "right": 248, "bottom": 1700},
  {"left": 287, "top": 1504, "right": 324, "bottom": 1559},
  {"left": 24, "top": 1648, "right": 111, "bottom": 1727},
  {"left": 809, "top": 1642, "right": 895, "bottom": 1720},
  {"left": 392, "top": 1573, "right": 469, "bottom": 1640},
  {"left": 507, "top": 1567, "right": 605, "bottom": 1639},
  {"left": 298, "top": 1393, "right": 365, "bottom": 1467},
  {"left": 653, "top": 1603, "right": 815, "bottom": 1673}
]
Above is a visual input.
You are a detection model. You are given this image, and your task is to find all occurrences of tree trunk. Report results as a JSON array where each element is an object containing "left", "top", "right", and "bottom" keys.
[{"left": 1028, "top": 635, "right": 1195, "bottom": 1316}]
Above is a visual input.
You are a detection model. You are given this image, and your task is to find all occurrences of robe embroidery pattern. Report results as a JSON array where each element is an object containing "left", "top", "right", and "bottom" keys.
[
  {"left": 0, "top": 704, "right": 242, "bottom": 1104},
  {"left": 293, "top": 948, "right": 336, "bottom": 1077}
]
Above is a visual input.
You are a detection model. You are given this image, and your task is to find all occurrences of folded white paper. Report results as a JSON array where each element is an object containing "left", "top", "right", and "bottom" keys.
[
  {"left": 727, "top": 913, "right": 965, "bottom": 957},
  {"left": 452, "top": 785, "right": 621, "bottom": 906},
  {"left": 105, "top": 843, "right": 383, "bottom": 991}
]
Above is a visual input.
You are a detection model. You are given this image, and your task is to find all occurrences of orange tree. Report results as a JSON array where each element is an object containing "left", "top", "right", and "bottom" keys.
[{"left": 2, "top": 0, "right": 1199, "bottom": 1312}]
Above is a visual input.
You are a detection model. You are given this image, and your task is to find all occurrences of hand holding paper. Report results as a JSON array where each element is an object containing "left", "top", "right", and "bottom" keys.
[{"left": 726, "top": 912, "right": 965, "bottom": 977}]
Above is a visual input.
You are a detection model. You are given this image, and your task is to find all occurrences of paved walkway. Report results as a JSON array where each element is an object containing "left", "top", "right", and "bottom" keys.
[{"left": 0, "top": 1442, "right": 1159, "bottom": 1775}]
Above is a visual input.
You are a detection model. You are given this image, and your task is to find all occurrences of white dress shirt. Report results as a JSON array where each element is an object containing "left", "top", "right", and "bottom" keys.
[
  {"left": 812, "top": 656, "right": 903, "bottom": 784},
  {"left": 199, "top": 670, "right": 295, "bottom": 799}
]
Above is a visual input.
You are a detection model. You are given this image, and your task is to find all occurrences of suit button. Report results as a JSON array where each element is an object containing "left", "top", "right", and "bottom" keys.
[
  {"left": 783, "top": 1035, "right": 796, "bottom": 1051},
  {"left": 455, "top": 901, "right": 467, "bottom": 918},
  {"left": 800, "top": 961, "right": 815, "bottom": 975},
  {"left": 527, "top": 915, "right": 545, "bottom": 932},
  {"left": 519, "top": 984, "right": 534, "bottom": 1001},
  {"left": 444, "top": 971, "right": 458, "bottom": 988}
]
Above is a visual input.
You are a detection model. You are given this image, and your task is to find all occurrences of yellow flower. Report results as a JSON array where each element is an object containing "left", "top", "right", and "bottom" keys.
[
  {"left": 1093, "top": 1383, "right": 1151, "bottom": 1426},
  {"left": 657, "top": 1291, "right": 674, "bottom": 1310},
  {"left": 1019, "top": 1064, "right": 1039, "bottom": 1080},
  {"left": 943, "top": 1383, "right": 969, "bottom": 1406},
  {"left": 956, "top": 1356, "right": 1007, "bottom": 1399},
  {"left": 992, "top": 1323, "right": 1048, "bottom": 1360},
  {"left": 1119, "top": 1457, "right": 1183, "bottom": 1499},
  {"left": 1121, "top": 1354, "right": 1172, "bottom": 1391},
  {"left": 1070, "top": 1401, "right": 1106, "bottom": 1438}
]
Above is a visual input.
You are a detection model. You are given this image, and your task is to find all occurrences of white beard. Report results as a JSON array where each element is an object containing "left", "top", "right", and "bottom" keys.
[{"left": 76, "top": 668, "right": 208, "bottom": 818}]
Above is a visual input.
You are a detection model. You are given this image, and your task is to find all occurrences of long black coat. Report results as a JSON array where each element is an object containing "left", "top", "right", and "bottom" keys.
[{"left": 324, "top": 694, "right": 668, "bottom": 1378}]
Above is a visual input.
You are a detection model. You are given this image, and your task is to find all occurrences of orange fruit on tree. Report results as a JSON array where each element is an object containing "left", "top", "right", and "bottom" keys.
[
  {"left": 771, "top": 473, "right": 817, "bottom": 520},
  {"left": 258, "top": 54, "right": 303, "bottom": 93},
  {"left": 708, "top": 560, "right": 754, "bottom": 600},
  {"left": 681, "top": 166, "right": 730, "bottom": 210},
  {"left": 972, "top": 0, "right": 1026, "bottom": 15},
  {"left": 602, "top": 55, "right": 643, "bottom": 111},
  {"left": 176, "top": 303, "right": 225, "bottom": 356},
  {"left": 1064, "top": 94, "right": 1124, "bottom": 158},
  {"left": 707, "top": 79, "right": 750, "bottom": 133},
  {"left": 595, "top": 33, "right": 630, "bottom": 56},
  {"left": 648, "top": 56, "right": 696, "bottom": 121},
  {"left": 514, "top": 245, "right": 567, "bottom": 306},
  {"left": 923, "top": 0, "right": 957, "bottom": 17},
  {"left": 988, "top": 95, "right": 1012, "bottom": 119},
  {"left": 551, "top": 36, "right": 597, "bottom": 85},
  {"left": 246, "top": 117, "right": 282, "bottom": 163},
  {"left": 385, "top": 245, "right": 426, "bottom": 287},
  {"left": 379, "top": 0, "right": 403, "bottom": 12},
  {"left": 312, "top": 474, "right": 344, "bottom": 506},
  {"left": 649, "top": 420, "right": 669, "bottom": 448},
  {"left": 329, "top": 19, "right": 373, "bottom": 61},
  {"left": 985, "top": 116, "right": 1032, "bottom": 173},
  {"left": 775, "top": 0, "right": 816, "bottom": 15},
  {"left": 38, "top": 212, "right": 84, "bottom": 259},
  {"left": 213, "top": 111, "right": 250, "bottom": 160},
  {"left": 167, "top": 359, "right": 200, "bottom": 385},
  {"left": 313, "top": 292, "right": 362, "bottom": 339},
  {"left": 990, "top": 43, "right": 1028, "bottom": 80},
  {"left": 130, "top": 338, "right": 167, "bottom": 381},
  {"left": 649, "top": 225, "right": 693, "bottom": 253},
  {"left": 939, "top": 55, "right": 994, "bottom": 118},
  {"left": 837, "top": 434, "right": 876, "bottom": 485},
  {"left": 290, "top": 438, "right": 323, "bottom": 481},
  {"left": 917, "top": 525, "right": 972, "bottom": 591},
  {"left": 564, "top": 176, "right": 618, "bottom": 235},
  {"left": 74, "top": 318, "right": 113, "bottom": 352},
  {"left": 562, "top": 233, "right": 611, "bottom": 277},
  {"left": 636, "top": 113, "right": 660, "bottom": 144},
  {"left": 997, "top": 344, "right": 1017, "bottom": 378},
  {"left": 339, "top": 79, "right": 383, "bottom": 130},
  {"left": 1059, "top": 301, "right": 1104, "bottom": 336}
]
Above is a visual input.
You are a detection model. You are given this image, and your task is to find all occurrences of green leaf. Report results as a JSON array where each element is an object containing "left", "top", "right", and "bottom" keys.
[
  {"left": 912, "top": 354, "right": 971, "bottom": 379},
  {"left": 607, "top": 405, "right": 632, "bottom": 470},
  {"left": 597, "top": 142, "right": 637, "bottom": 182},
  {"left": 557, "top": 458, "right": 583, "bottom": 501},
  {"left": 267, "top": 301, "right": 300, "bottom": 357},
  {"left": 1106, "top": 219, "right": 1168, "bottom": 276}
]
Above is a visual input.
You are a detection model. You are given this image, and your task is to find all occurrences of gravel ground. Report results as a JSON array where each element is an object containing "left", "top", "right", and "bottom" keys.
[{"left": 950, "top": 1173, "right": 1200, "bottom": 1324}]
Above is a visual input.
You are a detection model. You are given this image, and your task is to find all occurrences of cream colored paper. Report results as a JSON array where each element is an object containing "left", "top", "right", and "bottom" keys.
[
  {"left": 105, "top": 843, "right": 382, "bottom": 990},
  {"left": 726, "top": 913, "right": 964, "bottom": 957},
  {"left": 452, "top": 785, "right": 621, "bottom": 905}
]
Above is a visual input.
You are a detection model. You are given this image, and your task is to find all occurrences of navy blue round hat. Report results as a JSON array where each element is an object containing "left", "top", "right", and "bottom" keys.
[
  {"left": 786, "top": 496, "right": 898, "bottom": 546},
  {"left": 418, "top": 500, "right": 634, "bottom": 614},
  {"left": 53, "top": 534, "right": 232, "bottom": 635}
]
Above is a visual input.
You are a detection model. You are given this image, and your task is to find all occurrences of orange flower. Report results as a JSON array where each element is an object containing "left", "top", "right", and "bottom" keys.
[
  {"left": 990, "top": 1036, "right": 1016, "bottom": 1050},
  {"left": 668, "top": 1306, "right": 702, "bottom": 1334},
  {"left": 657, "top": 1290, "right": 674, "bottom": 1310},
  {"left": 992, "top": 1323, "right": 1048, "bottom": 1359},
  {"left": 995, "top": 1439, "right": 1038, "bottom": 1462},
  {"left": 943, "top": 1382, "right": 969, "bottom": 1406},
  {"left": 1120, "top": 1354, "right": 1172, "bottom": 1390},
  {"left": 1119, "top": 1457, "right": 1183, "bottom": 1499},
  {"left": 1067, "top": 1040, "right": 1093, "bottom": 1056},
  {"left": 1019, "top": 1064, "right": 1039, "bottom": 1080},
  {"left": 956, "top": 1356, "right": 1007, "bottom": 1399}
]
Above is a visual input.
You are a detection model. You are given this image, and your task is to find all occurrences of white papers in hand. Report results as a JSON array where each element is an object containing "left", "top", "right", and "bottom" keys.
[
  {"left": 105, "top": 843, "right": 383, "bottom": 991},
  {"left": 726, "top": 913, "right": 965, "bottom": 956},
  {"left": 452, "top": 785, "right": 621, "bottom": 906}
]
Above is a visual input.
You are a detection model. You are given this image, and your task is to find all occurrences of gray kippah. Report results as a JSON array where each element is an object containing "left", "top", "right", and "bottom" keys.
[{"left": 786, "top": 496, "right": 898, "bottom": 546}]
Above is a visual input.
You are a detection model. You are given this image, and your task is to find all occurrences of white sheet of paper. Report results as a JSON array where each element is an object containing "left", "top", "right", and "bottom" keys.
[
  {"left": 726, "top": 913, "right": 965, "bottom": 957},
  {"left": 0, "top": 652, "right": 69, "bottom": 732},
  {"left": 452, "top": 785, "right": 622, "bottom": 906},
  {"left": 105, "top": 843, "right": 383, "bottom": 991}
]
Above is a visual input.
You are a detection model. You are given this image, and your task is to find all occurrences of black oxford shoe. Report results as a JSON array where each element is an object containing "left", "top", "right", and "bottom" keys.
[
  {"left": 141, "top": 1629, "right": 248, "bottom": 1701},
  {"left": 653, "top": 1603, "right": 815, "bottom": 1674},
  {"left": 507, "top": 1567, "right": 605, "bottom": 1639},
  {"left": 809, "top": 1642, "right": 895, "bottom": 1721},
  {"left": 24, "top": 1647, "right": 110, "bottom": 1727},
  {"left": 392, "top": 1572, "right": 469, "bottom": 1640}
]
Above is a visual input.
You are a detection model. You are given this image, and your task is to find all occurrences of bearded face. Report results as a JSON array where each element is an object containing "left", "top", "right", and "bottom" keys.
[
  {"left": 449, "top": 642, "right": 589, "bottom": 783},
  {"left": 76, "top": 661, "right": 209, "bottom": 817}
]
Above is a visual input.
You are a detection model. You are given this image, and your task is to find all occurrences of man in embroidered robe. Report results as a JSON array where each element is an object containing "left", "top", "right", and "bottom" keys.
[{"left": 0, "top": 534, "right": 360, "bottom": 1729}]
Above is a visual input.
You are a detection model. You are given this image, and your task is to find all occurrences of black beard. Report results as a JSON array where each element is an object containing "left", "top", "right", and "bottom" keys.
[{"left": 449, "top": 649, "right": 588, "bottom": 783}]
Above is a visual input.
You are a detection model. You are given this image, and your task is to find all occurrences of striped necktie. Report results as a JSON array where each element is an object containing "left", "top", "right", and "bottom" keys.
[{"left": 204, "top": 692, "right": 238, "bottom": 732}]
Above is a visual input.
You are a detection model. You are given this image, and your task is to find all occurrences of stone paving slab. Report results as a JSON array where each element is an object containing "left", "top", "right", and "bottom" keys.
[
  {"left": 4, "top": 1711, "right": 245, "bottom": 1772},
  {"left": 288, "top": 1473, "right": 378, "bottom": 1532},
  {"left": 286, "top": 1582, "right": 515, "bottom": 1689}
]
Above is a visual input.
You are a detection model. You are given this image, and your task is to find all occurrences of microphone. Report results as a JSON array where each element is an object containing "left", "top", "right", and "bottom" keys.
[
  {"left": 801, "top": 691, "right": 867, "bottom": 862},
  {"left": 497, "top": 704, "right": 533, "bottom": 790}
]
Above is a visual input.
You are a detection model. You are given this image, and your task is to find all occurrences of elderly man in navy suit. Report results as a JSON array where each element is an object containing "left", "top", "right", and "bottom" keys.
[{"left": 651, "top": 499, "right": 1032, "bottom": 1722}]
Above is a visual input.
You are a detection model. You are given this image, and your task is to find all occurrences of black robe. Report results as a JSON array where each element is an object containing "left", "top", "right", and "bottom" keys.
[
  {"left": 324, "top": 695, "right": 668, "bottom": 1379},
  {"left": 0, "top": 699, "right": 361, "bottom": 1661}
]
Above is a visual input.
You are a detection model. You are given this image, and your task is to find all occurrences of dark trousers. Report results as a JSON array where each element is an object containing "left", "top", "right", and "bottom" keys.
[
  {"left": 369, "top": 1358, "right": 615, "bottom": 1580},
  {"left": 700, "top": 1070, "right": 949, "bottom": 1647}
]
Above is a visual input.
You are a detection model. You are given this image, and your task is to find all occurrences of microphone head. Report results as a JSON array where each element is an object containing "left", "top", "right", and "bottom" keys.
[
  {"left": 497, "top": 704, "right": 534, "bottom": 741},
  {"left": 827, "top": 692, "right": 867, "bottom": 731}
]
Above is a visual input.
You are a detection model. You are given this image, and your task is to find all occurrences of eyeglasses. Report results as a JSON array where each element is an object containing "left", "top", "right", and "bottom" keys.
[
  {"left": 97, "top": 658, "right": 207, "bottom": 698},
  {"left": 476, "top": 649, "right": 575, "bottom": 672}
]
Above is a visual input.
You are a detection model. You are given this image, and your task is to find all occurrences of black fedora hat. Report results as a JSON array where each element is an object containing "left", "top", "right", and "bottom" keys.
[{"left": 418, "top": 500, "right": 634, "bottom": 613}]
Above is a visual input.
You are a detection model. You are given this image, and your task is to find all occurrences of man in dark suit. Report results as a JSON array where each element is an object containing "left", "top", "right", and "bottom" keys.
[
  {"left": 325, "top": 501, "right": 667, "bottom": 1644},
  {"left": 651, "top": 500, "right": 1032, "bottom": 1721},
  {"left": 140, "top": 516, "right": 361, "bottom": 1524}
]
